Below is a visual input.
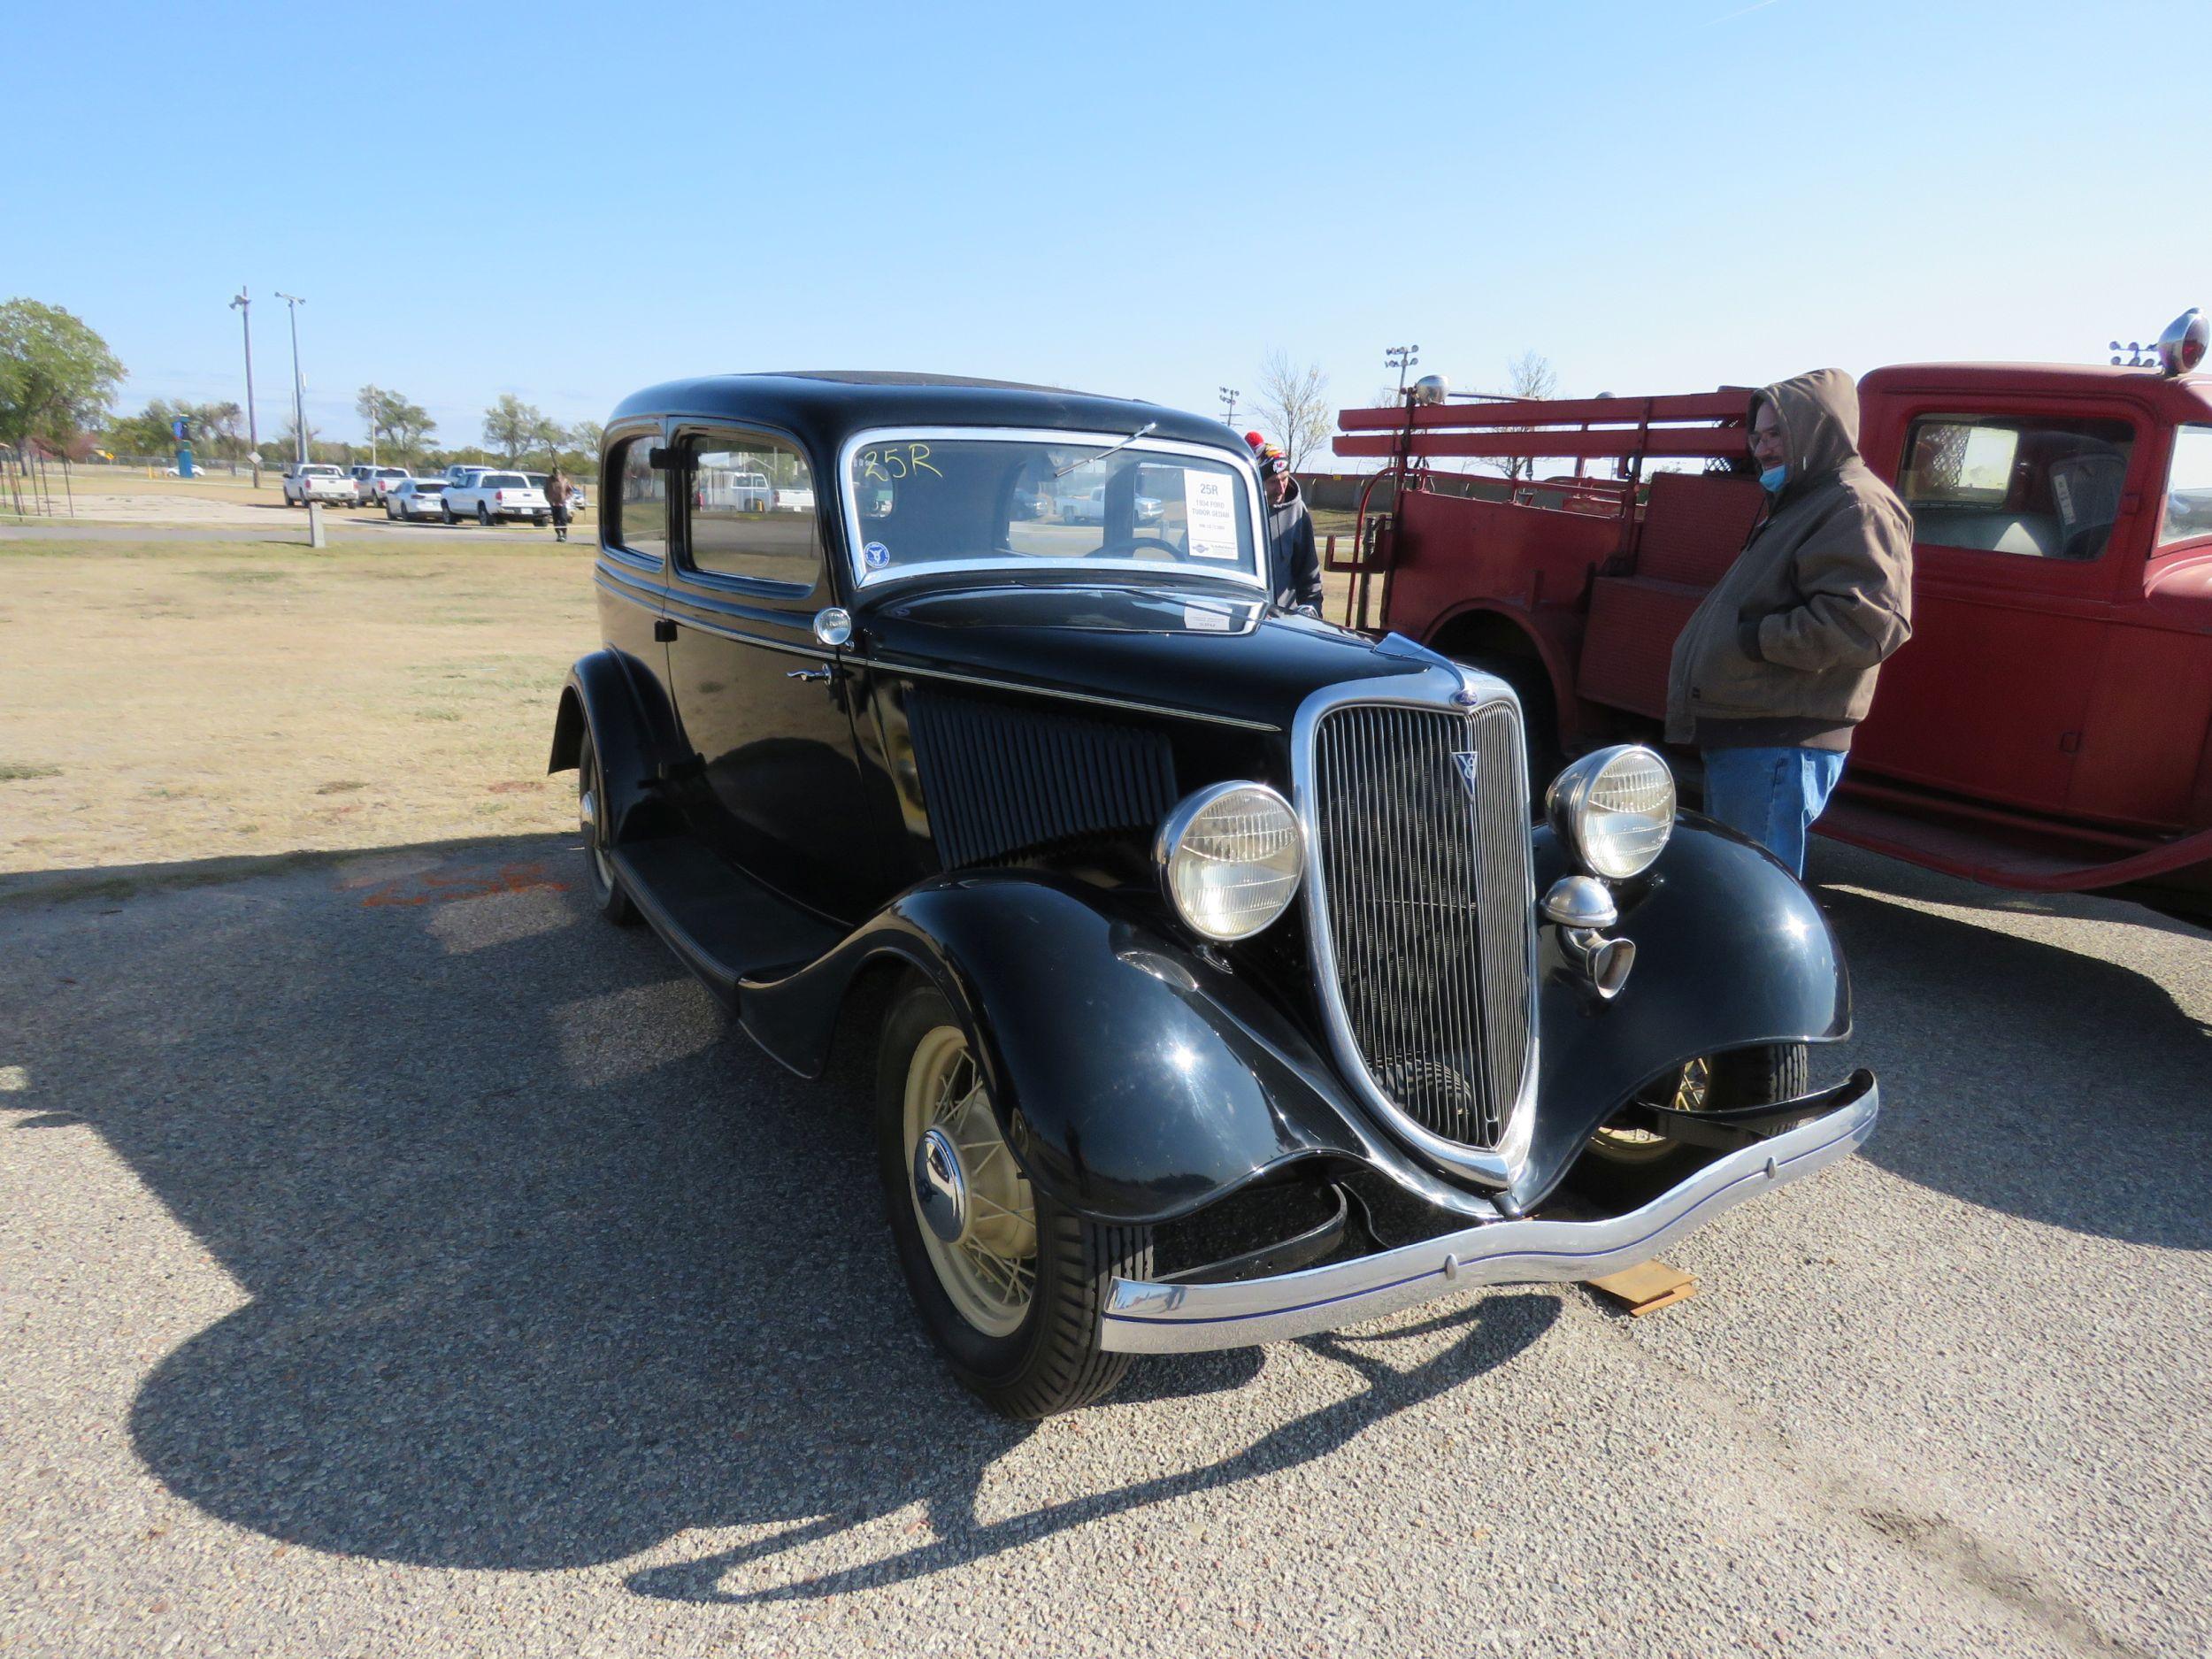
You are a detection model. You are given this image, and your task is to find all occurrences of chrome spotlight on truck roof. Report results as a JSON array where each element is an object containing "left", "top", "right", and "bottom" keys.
[{"left": 2158, "top": 308, "right": 2208, "bottom": 378}]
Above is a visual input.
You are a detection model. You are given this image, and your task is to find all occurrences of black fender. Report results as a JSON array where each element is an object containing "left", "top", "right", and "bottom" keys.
[
  {"left": 741, "top": 874, "right": 1392, "bottom": 1227},
  {"left": 547, "top": 649, "right": 687, "bottom": 849},
  {"left": 1515, "top": 815, "right": 1851, "bottom": 1209}
]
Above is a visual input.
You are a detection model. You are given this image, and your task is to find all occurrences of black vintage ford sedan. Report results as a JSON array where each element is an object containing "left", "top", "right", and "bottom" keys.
[{"left": 549, "top": 372, "right": 1878, "bottom": 1417}]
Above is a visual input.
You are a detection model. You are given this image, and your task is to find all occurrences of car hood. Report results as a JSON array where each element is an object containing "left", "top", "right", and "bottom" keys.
[{"left": 857, "top": 583, "right": 1452, "bottom": 732}]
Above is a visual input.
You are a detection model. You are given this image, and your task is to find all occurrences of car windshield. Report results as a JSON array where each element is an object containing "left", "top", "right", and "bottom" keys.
[
  {"left": 2160, "top": 423, "right": 2212, "bottom": 549},
  {"left": 841, "top": 429, "right": 1263, "bottom": 588},
  {"left": 483, "top": 473, "right": 526, "bottom": 487},
  {"left": 418, "top": 481, "right": 446, "bottom": 492}
]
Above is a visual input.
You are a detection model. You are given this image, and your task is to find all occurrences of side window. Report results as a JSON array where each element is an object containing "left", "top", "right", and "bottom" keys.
[
  {"left": 1901, "top": 413, "right": 2135, "bottom": 560},
  {"left": 685, "top": 434, "right": 819, "bottom": 589},
  {"left": 2160, "top": 424, "right": 2212, "bottom": 549},
  {"left": 609, "top": 436, "right": 667, "bottom": 562}
]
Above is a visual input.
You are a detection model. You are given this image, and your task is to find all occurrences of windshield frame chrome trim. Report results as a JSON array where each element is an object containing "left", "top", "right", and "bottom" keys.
[{"left": 835, "top": 425, "right": 1271, "bottom": 594}]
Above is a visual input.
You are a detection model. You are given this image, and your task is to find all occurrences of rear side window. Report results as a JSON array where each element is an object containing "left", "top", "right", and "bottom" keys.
[
  {"left": 1901, "top": 414, "right": 2134, "bottom": 560},
  {"left": 683, "top": 433, "right": 819, "bottom": 590},
  {"left": 609, "top": 437, "right": 667, "bottom": 562}
]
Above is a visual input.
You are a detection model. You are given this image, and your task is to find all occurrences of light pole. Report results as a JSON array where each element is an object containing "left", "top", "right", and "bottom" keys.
[
  {"left": 228, "top": 288, "right": 261, "bottom": 488},
  {"left": 1218, "top": 386, "right": 1240, "bottom": 426},
  {"left": 1385, "top": 344, "right": 1419, "bottom": 395},
  {"left": 365, "top": 388, "right": 380, "bottom": 467},
  {"left": 275, "top": 292, "right": 307, "bottom": 464}
]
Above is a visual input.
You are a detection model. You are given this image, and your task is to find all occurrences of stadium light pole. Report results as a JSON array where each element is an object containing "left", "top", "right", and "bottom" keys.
[
  {"left": 228, "top": 288, "right": 261, "bottom": 488},
  {"left": 1385, "top": 344, "right": 1419, "bottom": 394},
  {"left": 275, "top": 293, "right": 307, "bottom": 464},
  {"left": 1218, "top": 386, "right": 1239, "bottom": 426}
]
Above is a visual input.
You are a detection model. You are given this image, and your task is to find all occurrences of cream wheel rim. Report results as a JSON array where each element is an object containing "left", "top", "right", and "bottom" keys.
[
  {"left": 1587, "top": 1056, "right": 1710, "bottom": 1165},
  {"left": 903, "top": 1025, "right": 1036, "bottom": 1337}
]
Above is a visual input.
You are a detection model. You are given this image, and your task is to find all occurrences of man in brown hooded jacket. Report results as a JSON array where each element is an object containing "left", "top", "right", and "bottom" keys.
[{"left": 1663, "top": 369, "right": 1914, "bottom": 876}]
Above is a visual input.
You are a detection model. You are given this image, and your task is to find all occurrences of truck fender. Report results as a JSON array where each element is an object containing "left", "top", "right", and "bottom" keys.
[
  {"left": 1515, "top": 818, "right": 1853, "bottom": 1209},
  {"left": 739, "top": 875, "right": 1378, "bottom": 1226},
  {"left": 547, "top": 649, "right": 687, "bottom": 849}
]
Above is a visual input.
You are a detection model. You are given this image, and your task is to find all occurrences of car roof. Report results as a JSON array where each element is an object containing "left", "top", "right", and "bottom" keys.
[{"left": 608, "top": 371, "right": 1246, "bottom": 460}]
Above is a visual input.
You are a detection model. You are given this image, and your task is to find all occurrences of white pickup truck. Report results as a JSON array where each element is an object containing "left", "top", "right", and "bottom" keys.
[
  {"left": 440, "top": 469, "right": 549, "bottom": 526},
  {"left": 282, "top": 463, "right": 353, "bottom": 506}
]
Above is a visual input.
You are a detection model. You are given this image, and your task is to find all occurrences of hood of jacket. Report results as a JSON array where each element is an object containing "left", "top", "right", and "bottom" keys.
[{"left": 1762, "top": 368, "right": 1860, "bottom": 488}]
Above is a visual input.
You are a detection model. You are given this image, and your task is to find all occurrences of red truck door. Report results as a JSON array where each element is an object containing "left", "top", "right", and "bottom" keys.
[{"left": 1849, "top": 393, "right": 2151, "bottom": 817}]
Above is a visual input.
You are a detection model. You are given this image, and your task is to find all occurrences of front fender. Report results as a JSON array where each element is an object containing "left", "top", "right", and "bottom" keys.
[
  {"left": 741, "top": 876, "right": 1384, "bottom": 1226},
  {"left": 1515, "top": 816, "right": 1851, "bottom": 1209}
]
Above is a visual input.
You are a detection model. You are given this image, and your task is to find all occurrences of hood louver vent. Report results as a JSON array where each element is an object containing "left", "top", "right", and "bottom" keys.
[{"left": 906, "top": 687, "right": 1178, "bottom": 869}]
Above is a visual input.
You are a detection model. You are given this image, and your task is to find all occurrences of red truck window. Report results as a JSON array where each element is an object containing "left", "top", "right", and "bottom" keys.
[
  {"left": 1901, "top": 414, "right": 2133, "bottom": 561},
  {"left": 2159, "top": 424, "right": 2212, "bottom": 549}
]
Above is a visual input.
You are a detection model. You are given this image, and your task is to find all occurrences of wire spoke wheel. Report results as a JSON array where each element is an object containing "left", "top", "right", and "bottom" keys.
[
  {"left": 1587, "top": 1056, "right": 1710, "bottom": 1166},
  {"left": 904, "top": 1025, "right": 1037, "bottom": 1337}
]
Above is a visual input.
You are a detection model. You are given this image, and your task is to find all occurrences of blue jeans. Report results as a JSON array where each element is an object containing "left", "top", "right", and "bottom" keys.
[{"left": 1701, "top": 746, "right": 1847, "bottom": 878}]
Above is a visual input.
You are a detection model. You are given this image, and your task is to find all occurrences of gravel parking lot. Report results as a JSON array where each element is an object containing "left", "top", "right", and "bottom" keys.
[{"left": 4, "top": 833, "right": 2208, "bottom": 1658}]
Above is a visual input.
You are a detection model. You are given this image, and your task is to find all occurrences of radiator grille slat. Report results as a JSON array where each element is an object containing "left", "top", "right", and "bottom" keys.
[
  {"left": 1310, "top": 701, "right": 1534, "bottom": 1151},
  {"left": 906, "top": 688, "right": 1178, "bottom": 869}
]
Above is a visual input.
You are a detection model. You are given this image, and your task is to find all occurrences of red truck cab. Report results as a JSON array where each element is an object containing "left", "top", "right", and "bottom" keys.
[{"left": 1328, "top": 316, "right": 2212, "bottom": 918}]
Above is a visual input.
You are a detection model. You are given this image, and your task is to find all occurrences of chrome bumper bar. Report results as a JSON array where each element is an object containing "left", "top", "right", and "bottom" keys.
[{"left": 1100, "top": 1071, "right": 1878, "bottom": 1354}]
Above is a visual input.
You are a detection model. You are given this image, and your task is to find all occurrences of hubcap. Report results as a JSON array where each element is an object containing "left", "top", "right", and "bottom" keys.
[
  {"left": 1588, "top": 1056, "right": 1710, "bottom": 1164},
  {"left": 912, "top": 1126, "right": 969, "bottom": 1243},
  {"left": 902, "top": 1025, "right": 1037, "bottom": 1337}
]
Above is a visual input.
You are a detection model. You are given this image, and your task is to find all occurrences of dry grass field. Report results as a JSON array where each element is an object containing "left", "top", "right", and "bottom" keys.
[{"left": 0, "top": 536, "right": 596, "bottom": 892}]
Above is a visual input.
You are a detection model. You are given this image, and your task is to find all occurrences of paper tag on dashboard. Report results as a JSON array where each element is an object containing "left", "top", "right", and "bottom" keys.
[{"left": 1185, "top": 470, "right": 1240, "bottom": 559}]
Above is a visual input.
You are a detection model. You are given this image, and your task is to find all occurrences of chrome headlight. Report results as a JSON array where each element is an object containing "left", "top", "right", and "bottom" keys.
[
  {"left": 1547, "top": 745, "right": 1676, "bottom": 879},
  {"left": 1154, "top": 781, "right": 1305, "bottom": 941}
]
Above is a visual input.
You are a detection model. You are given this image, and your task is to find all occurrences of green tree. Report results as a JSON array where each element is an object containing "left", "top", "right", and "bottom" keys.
[
  {"left": 482, "top": 392, "right": 560, "bottom": 464},
  {"left": 0, "top": 299, "right": 126, "bottom": 449},
  {"left": 358, "top": 384, "right": 437, "bottom": 461},
  {"left": 104, "top": 397, "right": 195, "bottom": 457}
]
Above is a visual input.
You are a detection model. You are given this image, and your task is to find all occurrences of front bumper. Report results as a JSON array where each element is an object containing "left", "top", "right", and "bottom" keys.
[{"left": 1100, "top": 1070, "right": 1878, "bottom": 1354}]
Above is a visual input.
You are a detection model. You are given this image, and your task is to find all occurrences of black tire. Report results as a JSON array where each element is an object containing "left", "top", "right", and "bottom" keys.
[
  {"left": 534, "top": 513, "right": 549, "bottom": 526},
  {"left": 1575, "top": 1043, "right": 1810, "bottom": 1208},
  {"left": 442, "top": 503, "right": 457, "bottom": 525},
  {"left": 877, "top": 977, "right": 1148, "bottom": 1418},
  {"left": 478, "top": 503, "right": 493, "bottom": 527},
  {"left": 576, "top": 727, "right": 639, "bottom": 926}
]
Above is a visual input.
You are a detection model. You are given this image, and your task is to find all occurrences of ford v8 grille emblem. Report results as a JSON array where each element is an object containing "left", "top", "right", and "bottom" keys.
[{"left": 1452, "top": 751, "right": 1480, "bottom": 800}]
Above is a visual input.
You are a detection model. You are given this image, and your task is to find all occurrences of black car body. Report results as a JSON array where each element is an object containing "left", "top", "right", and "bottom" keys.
[{"left": 549, "top": 372, "right": 1878, "bottom": 1417}]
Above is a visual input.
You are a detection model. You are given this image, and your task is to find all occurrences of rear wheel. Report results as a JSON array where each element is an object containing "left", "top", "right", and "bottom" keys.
[
  {"left": 878, "top": 978, "right": 1148, "bottom": 1418},
  {"left": 576, "top": 727, "right": 638, "bottom": 926},
  {"left": 1577, "top": 1043, "right": 1810, "bottom": 1207},
  {"left": 478, "top": 503, "right": 494, "bottom": 526}
]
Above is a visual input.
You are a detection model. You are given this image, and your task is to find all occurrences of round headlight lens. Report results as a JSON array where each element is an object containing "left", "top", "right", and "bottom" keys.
[
  {"left": 1547, "top": 745, "right": 1676, "bottom": 879},
  {"left": 1155, "top": 782, "right": 1305, "bottom": 941}
]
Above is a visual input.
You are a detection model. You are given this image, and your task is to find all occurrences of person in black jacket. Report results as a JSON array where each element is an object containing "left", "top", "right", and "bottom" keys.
[{"left": 1249, "top": 436, "right": 1322, "bottom": 614}]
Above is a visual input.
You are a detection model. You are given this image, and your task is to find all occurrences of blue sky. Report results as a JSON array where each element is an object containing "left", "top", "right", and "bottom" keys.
[{"left": 11, "top": 0, "right": 2207, "bottom": 454}]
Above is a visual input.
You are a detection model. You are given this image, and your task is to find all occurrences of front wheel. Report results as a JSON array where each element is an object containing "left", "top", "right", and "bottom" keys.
[
  {"left": 442, "top": 503, "right": 457, "bottom": 525},
  {"left": 1577, "top": 1043, "right": 1810, "bottom": 1207},
  {"left": 878, "top": 978, "right": 1148, "bottom": 1418}
]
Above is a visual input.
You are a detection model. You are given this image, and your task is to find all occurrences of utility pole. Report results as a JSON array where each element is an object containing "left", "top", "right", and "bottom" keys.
[
  {"left": 1218, "top": 386, "right": 1240, "bottom": 426},
  {"left": 366, "top": 388, "right": 379, "bottom": 466},
  {"left": 275, "top": 292, "right": 307, "bottom": 464},
  {"left": 229, "top": 288, "right": 261, "bottom": 488}
]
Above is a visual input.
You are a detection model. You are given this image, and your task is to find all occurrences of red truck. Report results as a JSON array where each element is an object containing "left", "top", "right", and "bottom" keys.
[{"left": 1325, "top": 310, "right": 2212, "bottom": 919}]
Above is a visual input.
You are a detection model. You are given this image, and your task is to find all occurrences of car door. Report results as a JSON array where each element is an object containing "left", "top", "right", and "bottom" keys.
[
  {"left": 662, "top": 425, "right": 878, "bottom": 922},
  {"left": 1849, "top": 399, "right": 2147, "bottom": 817}
]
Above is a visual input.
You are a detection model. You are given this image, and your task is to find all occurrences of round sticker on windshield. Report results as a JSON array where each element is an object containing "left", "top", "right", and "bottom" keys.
[{"left": 864, "top": 541, "right": 889, "bottom": 569}]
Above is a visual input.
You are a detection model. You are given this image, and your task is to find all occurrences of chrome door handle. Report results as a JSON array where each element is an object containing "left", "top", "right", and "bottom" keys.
[{"left": 786, "top": 666, "right": 835, "bottom": 683}]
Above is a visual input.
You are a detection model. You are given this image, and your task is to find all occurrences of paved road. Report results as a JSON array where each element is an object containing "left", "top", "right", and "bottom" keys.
[{"left": 4, "top": 835, "right": 2207, "bottom": 1657}]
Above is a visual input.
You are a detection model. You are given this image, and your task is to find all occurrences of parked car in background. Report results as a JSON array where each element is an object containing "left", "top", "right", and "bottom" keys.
[
  {"left": 281, "top": 462, "right": 352, "bottom": 506},
  {"left": 443, "top": 469, "right": 549, "bottom": 526},
  {"left": 385, "top": 477, "right": 450, "bottom": 521},
  {"left": 446, "top": 465, "right": 495, "bottom": 488},
  {"left": 350, "top": 465, "right": 411, "bottom": 507},
  {"left": 548, "top": 370, "right": 1878, "bottom": 1417}
]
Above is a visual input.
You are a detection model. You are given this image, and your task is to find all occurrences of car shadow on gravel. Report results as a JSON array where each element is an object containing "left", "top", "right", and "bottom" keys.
[
  {"left": 1810, "top": 871, "right": 2211, "bottom": 1250},
  {"left": 7, "top": 837, "right": 1555, "bottom": 1581}
]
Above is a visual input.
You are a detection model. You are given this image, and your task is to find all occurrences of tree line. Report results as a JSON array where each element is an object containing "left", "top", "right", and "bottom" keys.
[{"left": 0, "top": 297, "right": 603, "bottom": 475}]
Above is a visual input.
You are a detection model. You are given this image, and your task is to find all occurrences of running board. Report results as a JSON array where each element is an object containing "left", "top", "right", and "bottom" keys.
[{"left": 609, "top": 840, "right": 842, "bottom": 1004}]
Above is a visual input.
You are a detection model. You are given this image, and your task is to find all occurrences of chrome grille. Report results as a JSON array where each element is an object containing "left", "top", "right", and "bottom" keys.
[{"left": 1310, "top": 700, "right": 1534, "bottom": 1151}]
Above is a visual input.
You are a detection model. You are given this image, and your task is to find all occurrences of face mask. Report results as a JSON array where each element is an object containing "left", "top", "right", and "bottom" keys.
[{"left": 1759, "top": 465, "right": 1787, "bottom": 494}]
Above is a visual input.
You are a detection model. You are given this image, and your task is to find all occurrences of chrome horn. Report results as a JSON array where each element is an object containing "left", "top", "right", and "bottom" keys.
[{"left": 1540, "top": 875, "right": 1636, "bottom": 1000}]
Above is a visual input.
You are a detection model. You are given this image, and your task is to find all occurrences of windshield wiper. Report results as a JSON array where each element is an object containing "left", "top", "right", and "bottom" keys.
[{"left": 1052, "top": 421, "right": 1157, "bottom": 479}]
